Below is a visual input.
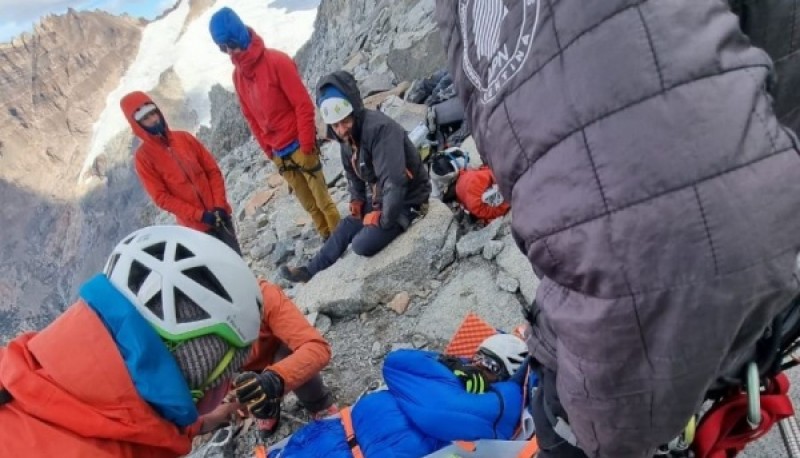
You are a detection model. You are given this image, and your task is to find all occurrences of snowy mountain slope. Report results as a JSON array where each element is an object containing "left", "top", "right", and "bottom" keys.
[{"left": 81, "top": 0, "right": 318, "bottom": 181}]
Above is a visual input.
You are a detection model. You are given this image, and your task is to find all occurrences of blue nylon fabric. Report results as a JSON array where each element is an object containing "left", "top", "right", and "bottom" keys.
[
  {"left": 271, "top": 349, "right": 523, "bottom": 457},
  {"left": 275, "top": 139, "right": 300, "bottom": 158},
  {"left": 316, "top": 85, "right": 349, "bottom": 107},
  {"left": 79, "top": 274, "right": 198, "bottom": 426},
  {"left": 385, "top": 350, "right": 522, "bottom": 441}
]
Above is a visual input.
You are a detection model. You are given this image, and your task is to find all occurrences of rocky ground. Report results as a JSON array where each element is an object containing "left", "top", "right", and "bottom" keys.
[
  {"left": 176, "top": 76, "right": 536, "bottom": 457},
  {"left": 182, "top": 81, "right": 800, "bottom": 458}
]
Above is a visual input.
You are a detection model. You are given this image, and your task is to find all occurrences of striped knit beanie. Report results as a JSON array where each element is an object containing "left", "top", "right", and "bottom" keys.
[{"left": 170, "top": 294, "right": 251, "bottom": 390}]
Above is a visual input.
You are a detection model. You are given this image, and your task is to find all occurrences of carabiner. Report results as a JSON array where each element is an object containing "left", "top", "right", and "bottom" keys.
[{"left": 746, "top": 361, "right": 762, "bottom": 428}]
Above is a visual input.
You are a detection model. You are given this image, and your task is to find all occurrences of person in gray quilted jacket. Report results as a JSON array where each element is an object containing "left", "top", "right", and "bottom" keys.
[{"left": 436, "top": 1, "right": 800, "bottom": 457}]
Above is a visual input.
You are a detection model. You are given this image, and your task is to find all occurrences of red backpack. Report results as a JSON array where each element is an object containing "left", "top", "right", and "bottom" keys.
[{"left": 455, "top": 166, "right": 510, "bottom": 223}]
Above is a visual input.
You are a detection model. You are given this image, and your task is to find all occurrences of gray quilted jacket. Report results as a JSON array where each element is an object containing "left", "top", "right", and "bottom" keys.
[{"left": 437, "top": 1, "right": 800, "bottom": 456}]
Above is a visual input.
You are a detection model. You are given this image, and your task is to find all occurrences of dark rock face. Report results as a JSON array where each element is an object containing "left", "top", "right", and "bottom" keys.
[
  {"left": 295, "top": 0, "right": 444, "bottom": 93},
  {"left": 196, "top": 84, "right": 251, "bottom": 159},
  {"left": 0, "top": 10, "right": 143, "bottom": 193},
  {"left": 0, "top": 10, "right": 145, "bottom": 342}
]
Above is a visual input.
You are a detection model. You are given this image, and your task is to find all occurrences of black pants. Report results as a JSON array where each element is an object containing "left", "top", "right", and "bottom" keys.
[
  {"left": 206, "top": 219, "right": 242, "bottom": 255},
  {"left": 306, "top": 205, "right": 410, "bottom": 277},
  {"left": 532, "top": 364, "right": 590, "bottom": 458},
  {"left": 274, "top": 344, "right": 334, "bottom": 412}
]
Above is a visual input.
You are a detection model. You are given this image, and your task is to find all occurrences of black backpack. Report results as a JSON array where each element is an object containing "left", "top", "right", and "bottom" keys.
[{"left": 426, "top": 97, "right": 468, "bottom": 151}]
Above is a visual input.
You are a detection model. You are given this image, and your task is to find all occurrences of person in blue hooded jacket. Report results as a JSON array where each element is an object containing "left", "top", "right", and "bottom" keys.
[{"left": 269, "top": 334, "right": 530, "bottom": 458}]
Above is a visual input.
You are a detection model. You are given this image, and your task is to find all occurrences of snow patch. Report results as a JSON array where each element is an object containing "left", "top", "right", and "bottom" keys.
[{"left": 80, "top": 0, "right": 317, "bottom": 182}]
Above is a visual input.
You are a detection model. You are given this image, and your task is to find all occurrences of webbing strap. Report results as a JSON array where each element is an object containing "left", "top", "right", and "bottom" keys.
[
  {"left": 0, "top": 388, "right": 12, "bottom": 406},
  {"left": 253, "top": 444, "right": 268, "bottom": 458},
  {"left": 340, "top": 406, "right": 365, "bottom": 458},
  {"left": 455, "top": 441, "right": 477, "bottom": 452},
  {"left": 693, "top": 373, "right": 794, "bottom": 458},
  {"left": 541, "top": 389, "right": 578, "bottom": 446},
  {"left": 278, "top": 156, "right": 323, "bottom": 175},
  {"left": 517, "top": 437, "right": 539, "bottom": 458}
]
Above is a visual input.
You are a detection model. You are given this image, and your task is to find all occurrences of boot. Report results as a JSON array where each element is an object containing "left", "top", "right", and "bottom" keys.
[{"left": 280, "top": 265, "right": 312, "bottom": 283}]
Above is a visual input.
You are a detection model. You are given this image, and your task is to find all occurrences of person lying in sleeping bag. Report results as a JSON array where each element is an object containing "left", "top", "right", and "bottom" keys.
[{"left": 270, "top": 334, "right": 530, "bottom": 458}]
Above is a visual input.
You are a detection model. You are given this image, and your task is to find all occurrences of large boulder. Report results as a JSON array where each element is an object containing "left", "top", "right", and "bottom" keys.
[
  {"left": 293, "top": 200, "right": 455, "bottom": 317},
  {"left": 416, "top": 257, "right": 524, "bottom": 340},
  {"left": 363, "top": 81, "right": 411, "bottom": 110},
  {"left": 358, "top": 72, "right": 396, "bottom": 97},
  {"left": 296, "top": 0, "right": 444, "bottom": 96},
  {"left": 384, "top": 0, "right": 446, "bottom": 82},
  {"left": 379, "top": 95, "right": 427, "bottom": 132}
]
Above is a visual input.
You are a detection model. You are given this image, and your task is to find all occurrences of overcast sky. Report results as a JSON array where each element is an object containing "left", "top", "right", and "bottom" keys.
[{"left": 0, "top": 0, "right": 173, "bottom": 42}]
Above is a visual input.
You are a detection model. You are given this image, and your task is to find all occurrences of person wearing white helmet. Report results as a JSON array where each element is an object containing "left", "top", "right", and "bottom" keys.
[
  {"left": 0, "top": 225, "right": 335, "bottom": 456},
  {"left": 269, "top": 333, "right": 529, "bottom": 457},
  {"left": 474, "top": 334, "right": 528, "bottom": 378},
  {"left": 281, "top": 70, "right": 432, "bottom": 283},
  {"left": 0, "top": 225, "right": 260, "bottom": 456},
  {"left": 438, "top": 333, "right": 529, "bottom": 395},
  {"left": 430, "top": 147, "right": 470, "bottom": 202}
]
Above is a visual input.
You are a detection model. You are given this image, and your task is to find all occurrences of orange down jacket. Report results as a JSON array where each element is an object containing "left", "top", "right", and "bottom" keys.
[
  {"left": 0, "top": 301, "right": 195, "bottom": 458},
  {"left": 121, "top": 91, "right": 232, "bottom": 231},
  {"left": 242, "top": 281, "right": 332, "bottom": 392}
]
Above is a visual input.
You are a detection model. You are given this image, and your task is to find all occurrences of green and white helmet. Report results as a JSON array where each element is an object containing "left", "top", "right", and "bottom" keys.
[
  {"left": 104, "top": 225, "right": 261, "bottom": 348},
  {"left": 319, "top": 96, "right": 354, "bottom": 124}
]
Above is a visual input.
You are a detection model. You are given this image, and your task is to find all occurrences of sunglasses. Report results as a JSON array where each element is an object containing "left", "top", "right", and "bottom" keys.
[
  {"left": 218, "top": 42, "right": 241, "bottom": 53},
  {"left": 473, "top": 350, "right": 506, "bottom": 378}
]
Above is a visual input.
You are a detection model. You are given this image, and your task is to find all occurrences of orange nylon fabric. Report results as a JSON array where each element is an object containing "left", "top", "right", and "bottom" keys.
[
  {"left": 455, "top": 166, "right": 511, "bottom": 223},
  {"left": 241, "top": 281, "right": 332, "bottom": 392},
  {"left": 0, "top": 301, "right": 192, "bottom": 457},
  {"left": 340, "top": 406, "right": 365, "bottom": 458},
  {"left": 517, "top": 437, "right": 540, "bottom": 457},
  {"left": 121, "top": 91, "right": 232, "bottom": 231}
]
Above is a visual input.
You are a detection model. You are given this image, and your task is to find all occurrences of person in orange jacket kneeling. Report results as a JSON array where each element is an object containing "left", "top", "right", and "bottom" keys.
[{"left": 232, "top": 274, "right": 339, "bottom": 440}]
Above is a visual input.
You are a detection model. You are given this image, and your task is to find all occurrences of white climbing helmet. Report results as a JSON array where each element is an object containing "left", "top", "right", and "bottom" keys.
[
  {"left": 477, "top": 333, "right": 528, "bottom": 378},
  {"left": 319, "top": 96, "right": 354, "bottom": 124},
  {"left": 104, "top": 225, "right": 262, "bottom": 348}
]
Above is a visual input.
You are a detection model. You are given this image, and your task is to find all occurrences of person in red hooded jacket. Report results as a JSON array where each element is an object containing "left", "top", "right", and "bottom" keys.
[
  {"left": 120, "top": 91, "right": 241, "bottom": 254},
  {"left": 208, "top": 7, "right": 341, "bottom": 240}
]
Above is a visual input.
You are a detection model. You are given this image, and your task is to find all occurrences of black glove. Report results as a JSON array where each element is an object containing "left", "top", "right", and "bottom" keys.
[
  {"left": 453, "top": 365, "right": 490, "bottom": 394},
  {"left": 233, "top": 370, "right": 284, "bottom": 419},
  {"left": 201, "top": 210, "right": 217, "bottom": 226},
  {"left": 212, "top": 207, "right": 231, "bottom": 223},
  {"left": 438, "top": 355, "right": 489, "bottom": 394}
]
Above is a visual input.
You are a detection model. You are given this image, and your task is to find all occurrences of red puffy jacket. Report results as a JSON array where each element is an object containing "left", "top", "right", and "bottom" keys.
[
  {"left": 231, "top": 29, "right": 317, "bottom": 157},
  {"left": 121, "top": 91, "right": 232, "bottom": 231},
  {"left": 455, "top": 166, "right": 511, "bottom": 222}
]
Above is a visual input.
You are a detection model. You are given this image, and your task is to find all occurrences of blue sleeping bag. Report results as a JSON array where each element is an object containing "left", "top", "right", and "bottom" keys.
[{"left": 272, "top": 349, "right": 523, "bottom": 458}]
